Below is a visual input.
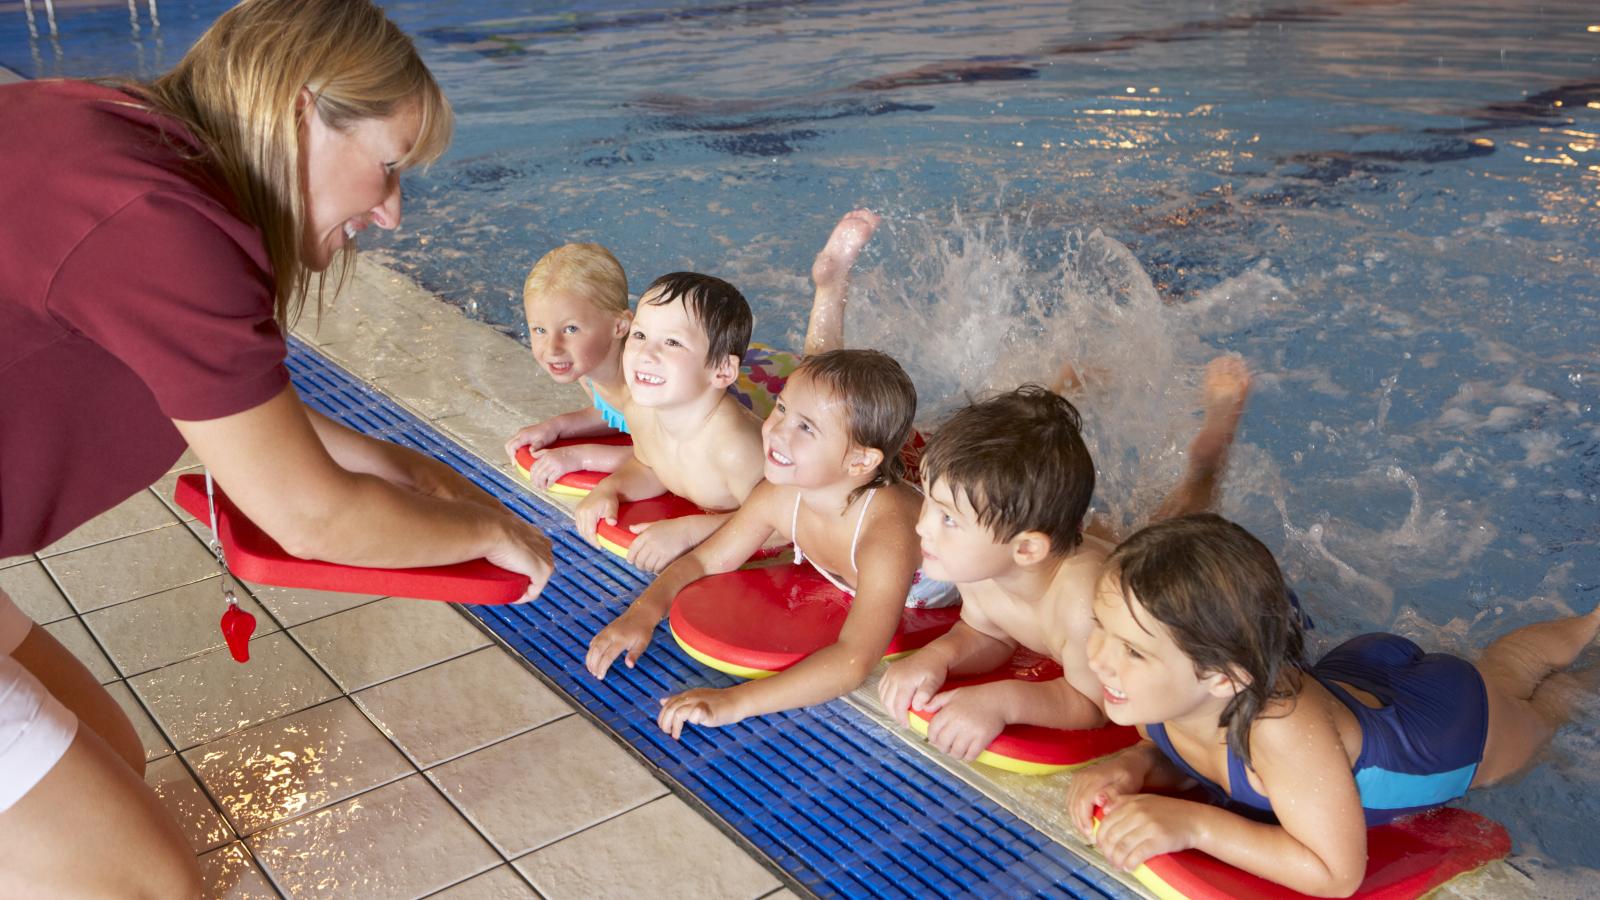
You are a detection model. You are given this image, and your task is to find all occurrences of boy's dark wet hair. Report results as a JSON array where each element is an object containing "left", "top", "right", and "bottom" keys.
[
  {"left": 642, "top": 272, "right": 752, "bottom": 368},
  {"left": 1106, "top": 514, "right": 1307, "bottom": 769},
  {"left": 793, "top": 349, "right": 917, "bottom": 503},
  {"left": 919, "top": 385, "right": 1094, "bottom": 555}
]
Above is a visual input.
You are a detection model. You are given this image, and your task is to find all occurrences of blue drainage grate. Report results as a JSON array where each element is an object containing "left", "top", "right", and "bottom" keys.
[{"left": 286, "top": 337, "right": 1132, "bottom": 900}]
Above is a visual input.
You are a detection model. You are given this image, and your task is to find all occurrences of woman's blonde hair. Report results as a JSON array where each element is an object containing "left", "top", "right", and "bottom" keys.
[
  {"left": 523, "top": 243, "right": 630, "bottom": 315},
  {"left": 142, "top": 0, "right": 453, "bottom": 326}
]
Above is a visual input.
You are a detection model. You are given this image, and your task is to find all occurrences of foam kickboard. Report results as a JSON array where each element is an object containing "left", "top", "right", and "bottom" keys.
[
  {"left": 1091, "top": 805, "right": 1510, "bottom": 900},
  {"left": 513, "top": 433, "right": 632, "bottom": 498},
  {"left": 908, "top": 649, "right": 1140, "bottom": 774},
  {"left": 669, "top": 564, "right": 961, "bottom": 679},
  {"left": 174, "top": 474, "right": 529, "bottom": 604}
]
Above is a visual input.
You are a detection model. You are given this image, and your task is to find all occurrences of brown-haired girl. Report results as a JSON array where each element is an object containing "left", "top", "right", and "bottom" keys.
[
  {"left": 585, "top": 349, "right": 957, "bottom": 736},
  {"left": 1067, "top": 513, "right": 1599, "bottom": 897}
]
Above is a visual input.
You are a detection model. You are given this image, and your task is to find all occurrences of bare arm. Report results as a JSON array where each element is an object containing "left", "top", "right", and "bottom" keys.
[
  {"left": 877, "top": 617, "right": 1017, "bottom": 718},
  {"left": 305, "top": 407, "right": 500, "bottom": 511},
  {"left": 175, "top": 387, "right": 552, "bottom": 597},
  {"left": 573, "top": 455, "right": 669, "bottom": 544},
  {"left": 585, "top": 483, "right": 782, "bottom": 678}
]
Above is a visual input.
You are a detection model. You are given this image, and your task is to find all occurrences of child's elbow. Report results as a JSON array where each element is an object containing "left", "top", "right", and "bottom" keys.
[{"left": 1305, "top": 866, "right": 1364, "bottom": 898}]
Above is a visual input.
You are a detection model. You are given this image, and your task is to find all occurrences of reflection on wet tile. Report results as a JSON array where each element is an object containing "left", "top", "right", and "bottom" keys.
[
  {"left": 130, "top": 632, "right": 338, "bottom": 749},
  {"left": 0, "top": 560, "right": 72, "bottom": 624},
  {"left": 249, "top": 774, "right": 498, "bottom": 898},
  {"left": 429, "top": 865, "right": 536, "bottom": 899},
  {"left": 515, "top": 795, "right": 779, "bottom": 900},
  {"left": 292, "top": 598, "right": 489, "bottom": 692},
  {"left": 429, "top": 716, "right": 667, "bottom": 857},
  {"left": 43, "top": 524, "right": 217, "bottom": 613},
  {"left": 186, "top": 699, "right": 413, "bottom": 836},
  {"left": 104, "top": 680, "right": 173, "bottom": 763},
  {"left": 354, "top": 648, "right": 572, "bottom": 768},
  {"left": 40, "top": 489, "right": 178, "bottom": 556},
  {"left": 199, "top": 843, "right": 280, "bottom": 900},
  {"left": 84, "top": 577, "right": 278, "bottom": 677},
  {"left": 42, "top": 617, "right": 118, "bottom": 684},
  {"left": 244, "top": 580, "right": 383, "bottom": 628},
  {"left": 146, "top": 755, "right": 234, "bottom": 854}
]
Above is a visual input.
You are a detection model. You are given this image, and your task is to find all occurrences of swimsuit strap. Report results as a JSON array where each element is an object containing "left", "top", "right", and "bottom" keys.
[
  {"left": 848, "top": 488, "right": 877, "bottom": 574},
  {"left": 790, "top": 490, "right": 806, "bottom": 565}
]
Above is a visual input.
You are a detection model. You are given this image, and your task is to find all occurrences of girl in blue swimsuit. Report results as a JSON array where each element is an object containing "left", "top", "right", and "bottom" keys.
[{"left": 1066, "top": 514, "right": 1599, "bottom": 897}]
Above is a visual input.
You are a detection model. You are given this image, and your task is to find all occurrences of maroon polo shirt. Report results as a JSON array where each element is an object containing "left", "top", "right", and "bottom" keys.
[{"left": 0, "top": 80, "right": 289, "bottom": 556}]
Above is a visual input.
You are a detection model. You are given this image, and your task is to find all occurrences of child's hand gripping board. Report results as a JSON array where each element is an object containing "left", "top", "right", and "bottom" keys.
[
  {"left": 908, "top": 649, "right": 1141, "bottom": 775},
  {"left": 513, "top": 433, "right": 633, "bottom": 498},
  {"left": 668, "top": 564, "right": 962, "bottom": 679},
  {"left": 1089, "top": 804, "right": 1510, "bottom": 900},
  {"left": 174, "top": 474, "right": 529, "bottom": 604}
]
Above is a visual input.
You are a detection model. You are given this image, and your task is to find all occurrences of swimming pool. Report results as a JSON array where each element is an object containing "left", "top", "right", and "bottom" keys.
[{"left": 9, "top": 0, "right": 1597, "bottom": 884}]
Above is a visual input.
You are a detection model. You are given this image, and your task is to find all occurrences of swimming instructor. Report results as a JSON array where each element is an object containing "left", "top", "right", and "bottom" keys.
[{"left": 0, "top": 1, "right": 552, "bottom": 894}]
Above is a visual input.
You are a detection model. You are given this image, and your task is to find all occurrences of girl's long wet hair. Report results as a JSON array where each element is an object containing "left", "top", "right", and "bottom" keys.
[
  {"left": 793, "top": 349, "right": 917, "bottom": 504},
  {"left": 1106, "top": 513, "right": 1307, "bottom": 769},
  {"left": 139, "top": 0, "right": 453, "bottom": 327}
]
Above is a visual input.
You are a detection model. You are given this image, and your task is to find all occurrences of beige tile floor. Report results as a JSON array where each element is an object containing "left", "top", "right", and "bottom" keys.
[{"left": 3, "top": 457, "right": 786, "bottom": 899}]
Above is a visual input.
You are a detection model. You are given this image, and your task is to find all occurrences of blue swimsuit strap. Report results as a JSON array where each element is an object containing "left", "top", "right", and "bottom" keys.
[{"left": 1146, "top": 723, "right": 1273, "bottom": 814}]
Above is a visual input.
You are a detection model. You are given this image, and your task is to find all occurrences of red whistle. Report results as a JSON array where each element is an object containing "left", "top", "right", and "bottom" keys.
[{"left": 221, "top": 603, "right": 256, "bottom": 663}]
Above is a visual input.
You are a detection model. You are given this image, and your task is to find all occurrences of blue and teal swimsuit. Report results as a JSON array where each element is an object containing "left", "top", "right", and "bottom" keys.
[{"left": 1148, "top": 633, "right": 1488, "bottom": 827}]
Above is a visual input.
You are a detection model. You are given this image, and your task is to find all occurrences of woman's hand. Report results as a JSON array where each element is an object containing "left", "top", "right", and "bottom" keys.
[
  {"left": 586, "top": 606, "right": 659, "bottom": 678},
  {"left": 482, "top": 516, "right": 554, "bottom": 603},
  {"left": 1091, "top": 794, "right": 1205, "bottom": 873},
  {"left": 658, "top": 687, "right": 749, "bottom": 739}
]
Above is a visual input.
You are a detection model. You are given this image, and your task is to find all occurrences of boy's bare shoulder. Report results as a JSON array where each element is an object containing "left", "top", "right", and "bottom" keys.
[{"left": 1046, "top": 539, "right": 1111, "bottom": 608}]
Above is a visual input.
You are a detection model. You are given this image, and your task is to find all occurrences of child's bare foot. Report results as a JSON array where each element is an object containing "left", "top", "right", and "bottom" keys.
[
  {"left": 811, "top": 209, "right": 882, "bottom": 293},
  {"left": 805, "top": 208, "right": 882, "bottom": 356},
  {"left": 1191, "top": 355, "right": 1252, "bottom": 467},
  {"left": 1153, "top": 355, "right": 1252, "bottom": 521}
]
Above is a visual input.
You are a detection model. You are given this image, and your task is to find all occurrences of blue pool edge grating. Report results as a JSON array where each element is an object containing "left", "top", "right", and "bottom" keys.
[{"left": 285, "top": 337, "right": 1136, "bottom": 900}]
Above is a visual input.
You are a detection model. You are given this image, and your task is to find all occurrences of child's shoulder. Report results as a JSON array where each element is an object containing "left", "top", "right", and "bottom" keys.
[{"left": 1045, "top": 541, "right": 1110, "bottom": 604}]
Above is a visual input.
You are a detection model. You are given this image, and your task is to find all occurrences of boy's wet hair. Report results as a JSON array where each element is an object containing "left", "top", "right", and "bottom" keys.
[
  {"left": 642, "top": 272, "right": 752, "bottom": 367},
  {"left": 793, "top": 350, "right": 917, "bottom": 504},
  {"left": 524, "top": 243, "right": 628, "bottom": 314},
  {"left": 1106, "top": 514, "right": 1307, "bottom": 769},
  {"left": 919, "top": 385, "right": 1093, "bottom": 555}
]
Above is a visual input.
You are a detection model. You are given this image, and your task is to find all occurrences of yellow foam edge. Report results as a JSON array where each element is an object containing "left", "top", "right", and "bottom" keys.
[
  {"left": 903, "top": 712, "right": 1072, "bottom": 776},
  {"left": 1088, "top": 818, "right": 1187, "bottom": 900},
  {"left": 669, "top": 627, "right": 778, "bottom": 680},
  {"left": 514, "top": 462, "right": 592, "bottom": 499}
]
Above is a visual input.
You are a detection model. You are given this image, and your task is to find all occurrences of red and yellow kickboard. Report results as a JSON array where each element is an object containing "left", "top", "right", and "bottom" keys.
[
  {"left": 1090, "top": 805, "right": 1509, "bottom": 900},
  {"left": 593, "top": 493, "right": 706, "bottom": 560},
  {"left": 513, "top": 433, "right": 632, "bottom": 498},
  {"left": 668, "top": 564, "right": 961, "bottom": 679},
  {"left": 173, "top": 474, "right": 528, "bottom": 604},
  {"left": 907, "top": 649, "right": 1140, "bottom": 775}
]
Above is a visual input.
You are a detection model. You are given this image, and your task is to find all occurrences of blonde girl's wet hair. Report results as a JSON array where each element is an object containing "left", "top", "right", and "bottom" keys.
[
  {"left": 141, "top": 0, "right": 453, "bottom": 326},
  {"left": 524, "top": 244, "right": 630, "bottom": 315}
]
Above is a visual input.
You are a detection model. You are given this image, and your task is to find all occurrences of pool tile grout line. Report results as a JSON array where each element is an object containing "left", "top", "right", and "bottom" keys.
[{"left": 281, "top": 337, "right": 1132, "bottom": 899}]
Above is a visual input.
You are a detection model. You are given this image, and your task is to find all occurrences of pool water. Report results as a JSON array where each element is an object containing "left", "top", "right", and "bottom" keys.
[{"left": 8, "top": 0, "right": 1598, "bottom": 880}]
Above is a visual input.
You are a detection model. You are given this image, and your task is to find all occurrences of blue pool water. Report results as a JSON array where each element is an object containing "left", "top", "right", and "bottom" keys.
[{"left": 7, "top": 0, "right": 1598, "bottom": 879}]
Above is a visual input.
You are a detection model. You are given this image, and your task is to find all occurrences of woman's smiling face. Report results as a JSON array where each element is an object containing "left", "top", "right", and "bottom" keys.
[{"left": 299, "top": 96, "right": 421, "bottom": 272}]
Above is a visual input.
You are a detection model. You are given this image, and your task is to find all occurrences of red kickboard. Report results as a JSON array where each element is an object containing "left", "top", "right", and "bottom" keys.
[
  {"left": 910, "top": 649, "right": 1140, "bottom": 768},
  {"left": 1094, "top": 805, "right": 1509, "bottom": 900},
  {"left": 594, "top": 493, "right": 707, "bottom": 553},
  {"left": 173, "top": 474, "right": 529, "bottom": 604},
  {"left": 513, "top": 433, "right": 632, "bottom": 495},
  {"left": 670, "top": 564, "right": 962, "bottom": 673}
]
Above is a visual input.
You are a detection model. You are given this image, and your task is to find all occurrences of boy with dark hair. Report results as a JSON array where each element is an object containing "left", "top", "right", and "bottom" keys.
[
  {"left": 574, "top": 273, "right": 767, "bottom": 571},
  {"left": 879, "top": 358, "right": 1252, "bottom": 763}
]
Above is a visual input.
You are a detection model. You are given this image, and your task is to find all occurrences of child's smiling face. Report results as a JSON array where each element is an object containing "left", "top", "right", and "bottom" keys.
[
  {"left": 1087, "top": 571, "right": 1229, "bottom": 727},
  {"left": 760, "top": 371, "right": 856, "bottom": 488},
  {"left": 524, "top": 290, "right": 627, "bottom": 384},
  {"left": 622, "top": 290, "right": 722, "bottom": 408}
]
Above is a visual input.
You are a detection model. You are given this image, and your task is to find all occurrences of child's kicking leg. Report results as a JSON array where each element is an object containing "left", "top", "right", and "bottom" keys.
[
  {"left": 1152, "top": 355, "right": 1252, "bottom": 521},
  {"left": 804, "top": 209, "right": 882, "bottom": 357},
  {"left": 1474, "top": 606, "right": 1600, "bottom": 785}
]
